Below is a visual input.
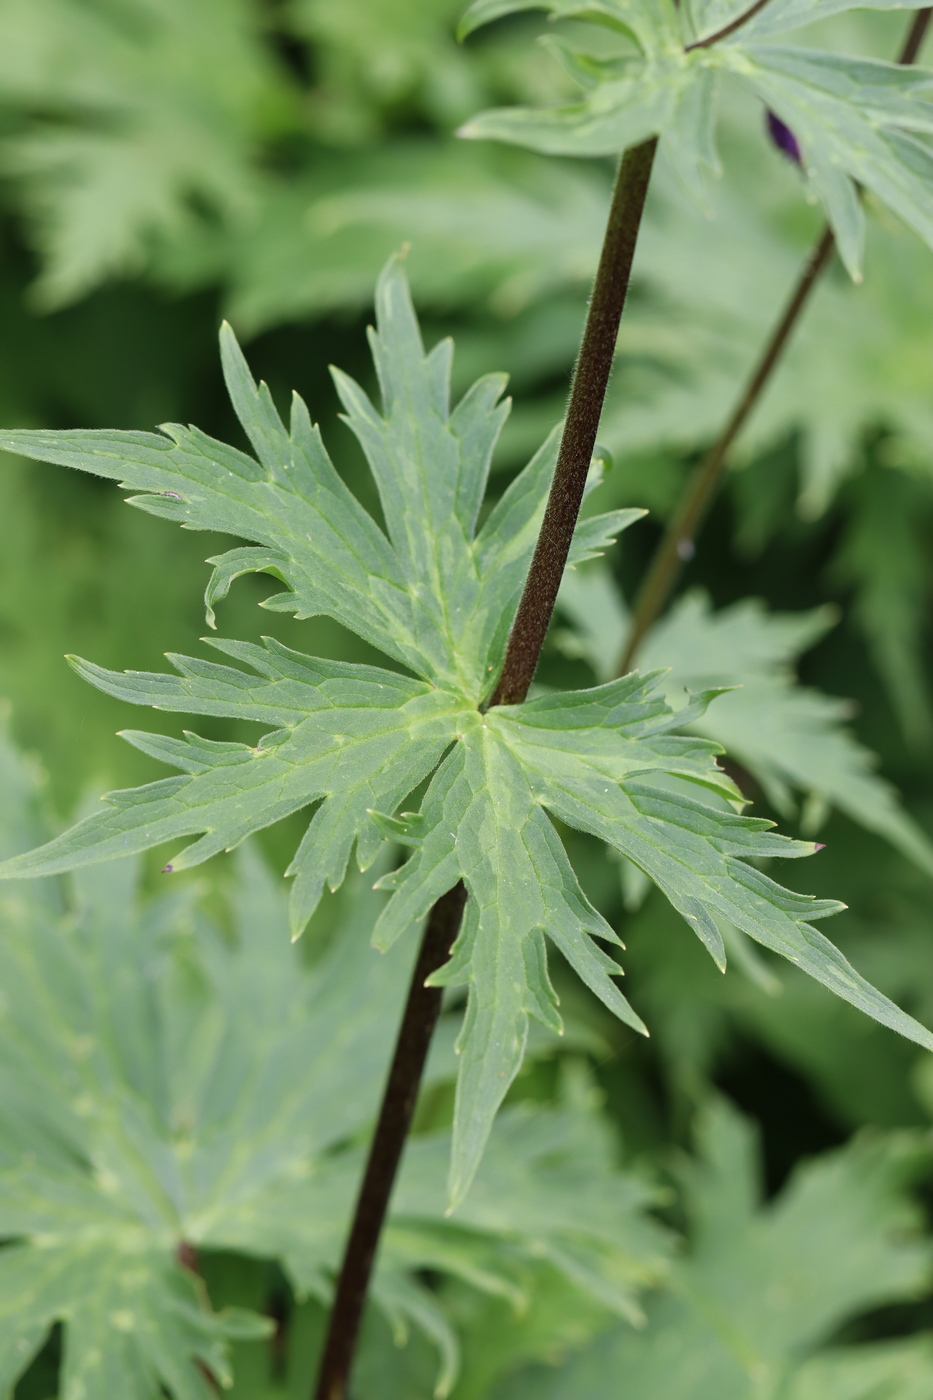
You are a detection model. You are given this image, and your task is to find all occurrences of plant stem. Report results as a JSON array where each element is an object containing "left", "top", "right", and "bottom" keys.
[
  {"left": 899, "top": 6, "right": 932, "bottom": 64},
  {"left": 313, "top": 882, "right": 467, "bottom": 1400},
  {"left": 620, "top": 7, "right": 932, "bottom": 675},
  {"left": 686, "top": 0, "right": 772, "bottom": 50},
  {"left": 313, "top": 134, "right": 661, "bottom": 1400},
  {"left": 620, "top": 227, "right": 835, "bottom": 671},
  {"left": 489, "top": 137, "right": 657, "bottom": 706}
]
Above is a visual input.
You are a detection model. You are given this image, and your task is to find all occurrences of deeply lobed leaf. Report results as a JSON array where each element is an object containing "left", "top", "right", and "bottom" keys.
[
  {"left": 559, "top": 566, "right": 933, "bottom": 876},
  {"left": 0, "top": 261, "right": 929, "bottom": 1207},
  {"left": 459, "top": 0, "right": 933, "bottom": 277},
  {"left": 0, "top": 733, "right": 672, "bottom": 1397},
  {"left": 500, "top": 1097, "right": 933, "bottom": 1399}
]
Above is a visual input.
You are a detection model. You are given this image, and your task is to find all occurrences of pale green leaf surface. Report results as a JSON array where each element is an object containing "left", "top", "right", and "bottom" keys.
[
  {"left": 0, "top": 263, "right": 628, "bottom": 695},
  {"left": 0, "top": 0, "right": 283, "bottom": 307},
  {"left": 591, "top": 160, "right": 933, "bottom": 518},
  {"left": 739, "top": 0, "right": 922, "bottom": 42},
  {"left": 460, "top": 0, "right": 933, "bottom": 276},
  {"left": 682, "top": 0, "right": 918, "bottom": 45},
  {"left": 56, "top": 639, "right": 464, "bottom": 936},
  {"left": 787, "top": 1337, "right": 933, "bottom": 1400},
  {"left": 2, "top": 262, "right": 924, "bottom": 1207},
  {"left": 459, "top": 0, "right": 678, "bottom": 48},
  {"left": 559, "top": 566, "right": 933, "bottom": 878},
  {"left": 0, "top": 739, "right": 669, "bottom": 1397},
  {"left": 392, "top": 1101, "right": 671, "bottom": 1322},
  {"left": 219, "top": 144, "right": 610, "bottom": 335},
  {"left": 501, "top": 1099, "right": 933, "bottom": 1400},
  {"left": 829, "top": 463, "right": 933, "bottom": 743},
  {"left": 371, "top": 669, "right": 931, "bottom": 1199}
]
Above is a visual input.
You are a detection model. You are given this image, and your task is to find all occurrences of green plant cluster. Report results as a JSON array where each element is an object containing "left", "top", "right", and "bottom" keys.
[{"left": 0, "top": 1, "right": 931, "bottom": 1397}]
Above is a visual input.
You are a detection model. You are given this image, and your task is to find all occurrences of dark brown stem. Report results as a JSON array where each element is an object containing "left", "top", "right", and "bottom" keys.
[
  {"left": 686, "top": 0, "right": 772, "bottom": 50},
  {"left": 313, "top": 883, "right": 467, "bottom": 1400},
  {"left": 314, "top": 133, "right": 661, "bottom": 1400},
  {"left": 898, "top": 7, "right": 931, "bottom": 64},
  {"left": 619, "top": 10, "right": 932, "bottom": 676},
  {"left": 490, "top": 137, "right": 657, "bottom": 707}
]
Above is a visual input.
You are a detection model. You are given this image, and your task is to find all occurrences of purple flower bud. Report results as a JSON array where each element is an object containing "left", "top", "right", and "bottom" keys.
[{"left": 766, "top": 109, "right": 802, "bottom": 167}]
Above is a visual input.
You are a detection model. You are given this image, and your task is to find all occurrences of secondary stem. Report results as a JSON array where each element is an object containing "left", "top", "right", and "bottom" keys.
[
  {"left": 619, "top": 227, "right": 835, "bottom": 671},
  {"left": 686, "top": 0, "right": 772, "bottom": 50},
  {"left": 900, "top": 6, "right": 932, "bottom": 64},
  {"left": 619, "top": 6, "right": 932, "bottom": 675},
  {"left": 313, "top": 136, "right": 660, "bottom": 1400},
  {"left": 490, "top": 137, "right": 657, "bottom": 706}
]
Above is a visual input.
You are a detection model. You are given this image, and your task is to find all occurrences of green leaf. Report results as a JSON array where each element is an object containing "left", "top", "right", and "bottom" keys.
[
  {"left": 0, "top": 0, "right": 288, "bottom": 307},
  {"left": 460, "top": 0, "right": 933, "bottom": 277},
  {"left": 458, "top": 0, "right": 667, "bottom": 44},
  {"left": 60, "top": 639, "right": 465, "bottom": 938},
  {"left": 787, "top": 1338, "right": 933, "bottom": 1400},
  {"left": 501, "top": 1098, "right": 933, "bottom": 1400},
  {"left": 220, "top": 143, "right": 611, "bottom": 335},
  {"left": 1, "top": 260, "right": 927, "bottom": 1209},
  {"left": 588, "top": 157, "right": 933, "bottom": 519},
  {"left": 559, "top": 567, "right": 933, "bottom": 878},
  {"left": 829, "top": 463, "right": 933, "bottom": 744},
  {"left": 292, "top": 0, "right": 481, "bottom": 134},
  {"left": 734, "top": 0, "right": 922, "bottom": 42},
  {"left": 0, "top": 733, "right": 670, "bottom": 1397},
  {"left": 393, "top": 1089, "right": 672, "bottom": 1323}
]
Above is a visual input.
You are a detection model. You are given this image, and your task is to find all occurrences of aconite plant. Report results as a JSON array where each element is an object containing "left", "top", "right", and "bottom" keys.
[{"left": 1, "top": 3, "right": 932, "bottom": 1399}]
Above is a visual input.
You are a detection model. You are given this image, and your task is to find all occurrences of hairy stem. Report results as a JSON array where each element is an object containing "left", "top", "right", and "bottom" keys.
[
  {"left": 313, "top": 135, "right": 660, "bottom": 1400},
  {"left": 490, "top": 137, "right": 657, "bottom": 706},
  {"left": 313, "top": 883, "right": 467, "bottom": 1400},
  {"left": 620, "top": 8, "right": 931, "bottom": 675}
]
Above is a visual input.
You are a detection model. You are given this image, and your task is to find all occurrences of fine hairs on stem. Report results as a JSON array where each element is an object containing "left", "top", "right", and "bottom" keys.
[
  {"left": 620, "top": 7, "right": 933, "bottom": 675},
  {"left": 311, "top": 140, "right": 658, "bottom": 1400}
]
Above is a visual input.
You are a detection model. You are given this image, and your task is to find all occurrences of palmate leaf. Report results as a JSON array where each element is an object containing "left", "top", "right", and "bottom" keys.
[
  {"left": 0, "top": 740, "right": 671, "bottom": 1398},
  {"left": 502, "top": 1098, "right": 933, "bottom": 1400},
  {"left": 0, "top": 0, "right": 288, "bottom": 308},
  {"left": 459, "top": 0, "right": 933, "bottom": 277},
  {"left": 558, "top": 565, "right": 933, "bottom": 878},
  {"left": 1, "top": 262, "right": 930, "bottom": 1206}
]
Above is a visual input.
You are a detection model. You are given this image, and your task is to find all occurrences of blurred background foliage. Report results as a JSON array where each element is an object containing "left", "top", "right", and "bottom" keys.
[{"left": 0, "top": 1, "right": 931, "bottom": 1396}]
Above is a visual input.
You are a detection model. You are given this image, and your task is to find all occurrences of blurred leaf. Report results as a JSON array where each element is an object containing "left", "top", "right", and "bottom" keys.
[
  {"left": 788, "top": 1338, "right": 933, "bottom": 1400},
  {"left": 0, "top": 0, "right": 292, "bottom": 308},
  {"left": 460, "top": 0, "right": 933, "bottom": 278},
  {"left": 559, "top": 565, "right": 933, "bottom": 877},
  {"left": 498, "top": 1098, "right": 933, "bottom": 1399},
  {"left": 830, "top": 461, "right": 933, "bottom": 743},
  {"left": 289, "top": 0, "right": 482, "bottom": 136},
  {"left": 5, "top": 264, "right": 900, "bottom": 1208},
  {"left": 496, "top": 150, "right": 933, "bottom": 515},
  {"left": 0, "top": 723, "right": 671, "bottom": 1399},
  {"left": 214, "top": 144, "right": 609, "bottom": 335}
]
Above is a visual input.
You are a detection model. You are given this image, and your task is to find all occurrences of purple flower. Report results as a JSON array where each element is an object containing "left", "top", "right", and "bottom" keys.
[{"left": 766, "top": 109, "right": 802, "bottom": 166}]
